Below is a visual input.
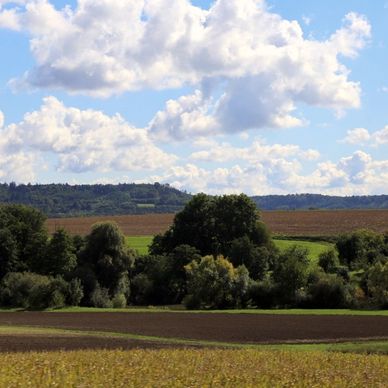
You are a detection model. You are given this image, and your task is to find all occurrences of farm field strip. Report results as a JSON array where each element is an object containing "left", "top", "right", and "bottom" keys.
[
  {"left": 1, "top": 348, "right": 387, "bottom": 387},
  {"left": 46, "top": 209, "right": 388, "bottom": 236},
  {"left": 1, "top": 325, "right": 388, "bottom": 354},
  {"left": 0, "top": 312, "right": 387, "bottom": 345}
]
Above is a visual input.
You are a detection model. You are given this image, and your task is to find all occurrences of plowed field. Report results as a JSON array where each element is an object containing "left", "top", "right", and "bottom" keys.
[
  {"left": 46, "top": 210, "right": 388, "bottom": 236},
  {"left": 0, "top": 312, "right": 387, "bottom": 350}
]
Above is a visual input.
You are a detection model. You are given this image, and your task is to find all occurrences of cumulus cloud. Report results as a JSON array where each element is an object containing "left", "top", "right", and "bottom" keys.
[
  {"left": 0, "top": 97, "right": 176, "bottom": 178},
  {"left": 3, "top": 0, "right": 370, "bottom": 137},
  {"left": 150, "top": 150, "right": 388, "bottom": 195},
  {"left": 340, "top": 125, "right": 388, "bottom": 146},
  {"left": 341, "top": 127, "right": 371, "bottom": 144}
]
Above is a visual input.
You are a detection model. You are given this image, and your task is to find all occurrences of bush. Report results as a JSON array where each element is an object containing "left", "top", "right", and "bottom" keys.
[
  {"left": 184, "top": 255, "right": 250, "bottom": 309},
  {"left": 112, "top": 293, "right": 127, "bottom": 308},
  {"left": 318, "top": 249, "right": 339, "bottom": 273},
  {"left": 90, "top": 284, "right": 113, "bottom": 308},
  {"left": 0, "top": 272, "right": 50, "bottom": 308},
  {"left": 305, "top": 273, "right": 348, "bottom": 308},
  {"left": 248, "top": 278, "right": 277, "bottom": 308},
  {"left": 366, "top": 261, "right": 388, "bottom": 308},
  {"left": 67, "top": 278, "right": 84, "bottom": 306},
  {"left": 29, "top": 277, "right": 68, "bottom": 310}
]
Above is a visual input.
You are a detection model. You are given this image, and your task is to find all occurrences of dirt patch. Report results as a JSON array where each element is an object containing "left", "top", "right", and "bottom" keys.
[
  {"left": 46, "top": 210, "right": 388, "bottom": 237},
  {"left": 0, "top": 312, "right": 387, "bottom": 345}
]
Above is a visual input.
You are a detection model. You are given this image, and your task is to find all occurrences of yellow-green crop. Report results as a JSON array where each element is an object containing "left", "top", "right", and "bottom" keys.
[{"left": 0, "top": 349, "right": 387, "bottom": 387}]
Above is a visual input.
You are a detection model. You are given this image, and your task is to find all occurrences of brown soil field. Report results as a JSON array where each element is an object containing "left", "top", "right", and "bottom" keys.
[
  {"left": 46, "top": 210, "right": 388, "bottom": 236},
  {"left": 0, "top": 334, "right": 182, "bottom": 353},
  {"left": 0, "top": 312, "right": 387, "bottom": 347}
]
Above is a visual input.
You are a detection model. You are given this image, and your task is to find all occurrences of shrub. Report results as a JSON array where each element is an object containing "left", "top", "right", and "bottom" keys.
[
  {"left": 90, "top": 284, "right": 112, "bottom": 308},
  {"left": 366, "top": 261, "right": 388, "bottom": 308},
  {"left": 248, "top": 278, "right": 277, "bottom": 308},
  {"left": 318, "top": 249, "right": 339, "bottom": 273},
  {"left": 305, "top": 273, "right": 348, "bottom": 308},
  {"left": 67, "top": 278, "right": 84, "bottom": 306},
  {"left": 112, "top": 293, "right": 127, "bottom": 309}
]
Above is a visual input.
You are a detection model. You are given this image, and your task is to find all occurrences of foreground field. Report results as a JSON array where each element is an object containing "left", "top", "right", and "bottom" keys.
[
  {"left": 46, "top": 209, "right": 388, "bottom": 236},
  {"left": 0, "top": 312, "right": 387, "bottom": 347},
  {"left": 0, "top": 348, "right": 387, "bottom": 387}
]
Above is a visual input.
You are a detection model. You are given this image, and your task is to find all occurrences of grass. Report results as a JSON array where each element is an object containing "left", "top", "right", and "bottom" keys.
[
  {"left": 0, "top": 348, "right": 387, "bottom": 387},
  {"left": 125, "top": 235, "right": 333, "bottom": 262},
  {"left": 126, "top": 236, "right": 153, "bottom": 255},
  {"left": 40, "top": 306, "right": 388, "bottom": 316}
]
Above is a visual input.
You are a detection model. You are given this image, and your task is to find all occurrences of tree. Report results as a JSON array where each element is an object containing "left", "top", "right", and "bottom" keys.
[
  {"left": 0, "top": 204, "right": 48, "bottom": 274},
  {"left": 336, "top": 230, "right": 386, "bottom": 269},
  {"left": 318, "top": 249, "right": 339, "bottom": 273},
  {"left": 79, "top": 222, "right": 135, "bottom": 298},
  {"left": 366, "top": 261, "right": 388, "bottom": 308},
  {"left": 272, "top": 246, "right": 309, "bottom": 304},
  {"left": 184, "top": 255, "right": 249, "bottom": 309},
  {"left": 151, "top": 193, "right": 270, "bottom": 257},
  {"left": 43, "top": 229, "right": 77, "bottom": 276}
]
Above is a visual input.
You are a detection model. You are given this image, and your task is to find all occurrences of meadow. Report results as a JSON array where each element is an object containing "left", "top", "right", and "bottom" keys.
[{"left": 126, "top": 235, "right": 332, "bottom": 260}]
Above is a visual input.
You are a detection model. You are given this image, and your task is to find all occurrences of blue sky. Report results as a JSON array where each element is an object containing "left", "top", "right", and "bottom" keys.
[{"left": 0, "top": 0, "right": 387, "bottom": 195}]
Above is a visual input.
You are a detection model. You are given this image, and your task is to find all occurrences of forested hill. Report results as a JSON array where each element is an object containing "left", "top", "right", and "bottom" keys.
[
  {"left": 0, "top": 183, "right": 388, "bottom": 217},
  {"left": 0, "top": 183, "right": 191, "bottom": 217},
  {"left": 251, "top": 194, "right": 388, "bottom": 210}
]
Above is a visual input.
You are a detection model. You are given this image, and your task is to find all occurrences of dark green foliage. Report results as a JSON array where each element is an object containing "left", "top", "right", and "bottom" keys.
[
  {"left": 228, "top": 236, "right": 271, "bottom": 280},
  {"left": 305, "top": 272, "right": 348, "bottom": 308},
  {"left": 43, "top": 229, "right": 77, "bottom": 276},
  {"left": 272, "top": 246, "right": 309, "bottom": 303},
  {"left": 0, "top": 204, "right": 48, "bottom": 274},
  {"left": 248, "top": 278, "right": 277, "bottom": 308},
  {"left": 152, "top": 193, "right": 271, "bottom": 257},
  {"left": 318, "top": 249, "right": 340, "bottom": 273},
  {"left": 0, "top": 272, "right": 69, "bottom": 309},
  {"left": 336, "top": 230, "right": 387, "bottom": 269},
  {"left": 0, "top": 183, "right": 191, "bottom": 217},
  {"left": 79, "top": 222, "right": 135, "bottom": 297},
  {"left": 365, "top": 261, "right": 388, "bottom": 308}
]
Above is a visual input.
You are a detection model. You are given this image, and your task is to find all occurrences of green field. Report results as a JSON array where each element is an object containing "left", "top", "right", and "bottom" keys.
[{"left": 126, "top": 235, "right": 332, "bottom": 261}]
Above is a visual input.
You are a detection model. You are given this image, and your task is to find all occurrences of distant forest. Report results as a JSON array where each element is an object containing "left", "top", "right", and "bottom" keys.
[{"left": 0, "top": 183, "right": 387, "bottom": 217}]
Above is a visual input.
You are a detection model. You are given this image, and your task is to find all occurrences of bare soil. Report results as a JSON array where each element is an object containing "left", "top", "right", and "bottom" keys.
[
  {"left": 0, "top": 312, "right": 387, "bottom": 350},
  {"left": 46, "top": 210, "right": 388, "bottom": 236}
]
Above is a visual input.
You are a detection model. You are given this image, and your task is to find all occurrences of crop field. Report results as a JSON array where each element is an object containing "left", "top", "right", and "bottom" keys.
[
  {"left": 1, "top": 348, "right": 387, "bottom": 387},
  {"left": 1, "top": 312, "right": 387, "bottom": 386},
  {"left": 46, "top": 209, "right": 388, "bottom": 237}
]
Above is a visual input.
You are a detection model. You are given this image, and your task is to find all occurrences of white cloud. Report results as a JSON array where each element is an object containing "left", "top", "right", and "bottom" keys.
[
  {"left": 4, "top": 0, "right": 370, "bottom": 138},
  {"left": 0, "top": 97, "right": 176, "bottom": 178},
  {"left": 373, "top": 125, "right": 388, "bottom": 145},
  {"left": 151, "top": 150, "right": 388, "bottom": 195},
  {"left": 341, "top": 127, "right": 371, "bottom": 144},
  {"left": 0, "top": 111, "right": 4, "bottom": 128}
]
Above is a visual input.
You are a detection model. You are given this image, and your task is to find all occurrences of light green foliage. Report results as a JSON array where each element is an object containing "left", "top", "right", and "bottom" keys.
[
  {"left": 184, "top": 255, "right": 249, "bottom": 309},
  {"left": 274, "top": 239, "right": 332, "bottom": 264},
  {"left": 126, "top": 236, "right": 153, "bottom": 255}
]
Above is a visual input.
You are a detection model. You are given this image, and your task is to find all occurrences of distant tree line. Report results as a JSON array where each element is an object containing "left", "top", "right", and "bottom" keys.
[
  {"left": 0, "top": 196, "right": 387, "bottom": 310},
  {"left": 0, "top": 182, "right": 191, "bottom": 217},
  {"left": 1, "top": 183, "right": 388, "bottom": 219}
]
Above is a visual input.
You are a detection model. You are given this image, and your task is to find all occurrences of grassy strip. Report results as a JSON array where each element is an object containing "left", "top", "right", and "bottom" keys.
[
  {"left": 43, "top": 306, "right": 388, "bottom": 316},
  {"left": 1, "top": 325, "right": 388, "bottom": 354},
  {"left": 125, "top": 235, "right": 334, "bottom": 261}
]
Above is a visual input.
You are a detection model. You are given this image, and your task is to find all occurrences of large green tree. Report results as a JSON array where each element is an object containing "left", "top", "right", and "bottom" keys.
[{"left": 150, "top": 193, "right": 271, "bottom": 257}]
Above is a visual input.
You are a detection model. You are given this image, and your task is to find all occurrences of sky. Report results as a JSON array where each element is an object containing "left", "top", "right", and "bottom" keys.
[{"left": 0, "top": 0, "right": 387, "bottom": 195}]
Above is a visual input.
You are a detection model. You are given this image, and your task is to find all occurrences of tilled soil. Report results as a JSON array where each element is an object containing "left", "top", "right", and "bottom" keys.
[
  {"left": 0, "top": 334, "right": 182, "bottom": 353},
  {"left": 0, "top": 312, "right": 387, "bottom": 346}
]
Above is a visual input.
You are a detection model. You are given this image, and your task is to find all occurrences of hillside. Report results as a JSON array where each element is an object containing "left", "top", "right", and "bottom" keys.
[
  {"left": 1, "top": 183, "right": 388, "bottom": 217},
  {"left": 0, "top": 183, "right": 191, "bottom": 217}
]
